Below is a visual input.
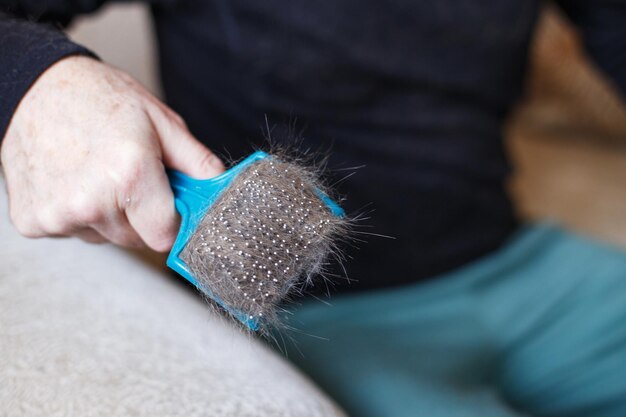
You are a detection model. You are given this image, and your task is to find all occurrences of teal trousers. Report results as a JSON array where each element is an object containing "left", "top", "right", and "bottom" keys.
[{"left": 280, "top": 224, "right": 626, "bottom": 417}]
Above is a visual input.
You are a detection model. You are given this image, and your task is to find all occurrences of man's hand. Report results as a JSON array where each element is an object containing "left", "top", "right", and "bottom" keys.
[{"left": 0, "top": 56, "right": 224, "bottom": 251}]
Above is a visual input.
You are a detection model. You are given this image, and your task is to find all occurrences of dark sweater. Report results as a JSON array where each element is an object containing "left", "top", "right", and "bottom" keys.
[{"left": 1, "top": 1, "right": 625, "bottom": 292}]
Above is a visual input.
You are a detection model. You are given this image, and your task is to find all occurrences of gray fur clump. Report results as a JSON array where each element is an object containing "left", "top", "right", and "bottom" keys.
[{"left": 180, "top": 155, "right": 348, "bottom": 332}]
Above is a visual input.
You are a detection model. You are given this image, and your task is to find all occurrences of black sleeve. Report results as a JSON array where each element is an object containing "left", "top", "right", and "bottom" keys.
[
  {"left": 555, "top": 0, "right": 626, "bottom": 98},
  {"left": 0, "top": 1, "right": 107, "bottom": 25},
  {"left": 0, "top": 15, "right": 99, "bottom": 142},
  {"left": 0, "top": 1, "right": 107, "bottom": 143}
]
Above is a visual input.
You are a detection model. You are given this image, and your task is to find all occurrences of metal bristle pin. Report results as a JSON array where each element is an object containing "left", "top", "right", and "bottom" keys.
[{"left": 166, "top": 151, "right": 347, "bottom": 332}]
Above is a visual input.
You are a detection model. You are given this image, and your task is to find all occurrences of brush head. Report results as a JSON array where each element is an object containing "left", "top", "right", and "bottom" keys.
[{"left": 180, "top": 154, "right": 348, "bottom": 332}]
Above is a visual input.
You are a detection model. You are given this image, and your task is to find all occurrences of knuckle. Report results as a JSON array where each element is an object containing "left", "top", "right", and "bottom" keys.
[
  {"left": 114, "top": 144, "right": 150, "bottom": 194},
  {"left": 37, "top": 208, "right": 70, "bottom": 235},
  {"left": 68, "top": 196, "right": 105, "bottom": 224},
  {"left": 10, "top": 211, "right": 41, "bottom": 238},
  {"left": 118, "top": 143, "right": 146, "bottom": 172}
]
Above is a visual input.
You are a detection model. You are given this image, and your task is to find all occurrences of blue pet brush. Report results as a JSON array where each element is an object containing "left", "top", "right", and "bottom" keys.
[{"left": 167, "top": 151, "right": 345, "bottom": 331}]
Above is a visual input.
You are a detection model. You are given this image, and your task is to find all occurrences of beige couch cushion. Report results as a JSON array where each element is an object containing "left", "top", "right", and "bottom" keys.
[{"left": 0, "top": 184, "right": 345, "bottom": 417}]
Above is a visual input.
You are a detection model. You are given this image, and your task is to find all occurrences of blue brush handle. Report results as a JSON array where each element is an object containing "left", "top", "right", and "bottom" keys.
[{"left": 165, "top": 150, "right": 344, "bottom": 331}]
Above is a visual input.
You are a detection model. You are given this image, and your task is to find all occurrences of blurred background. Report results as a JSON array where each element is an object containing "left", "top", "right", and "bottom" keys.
[{"left": 69, "top": 2, "right": 626, "bottom": 248}]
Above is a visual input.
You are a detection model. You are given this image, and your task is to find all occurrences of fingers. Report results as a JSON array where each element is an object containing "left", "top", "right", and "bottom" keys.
[
  {"left": 8, "top": 200, "right": 140, "bottom": 247},
  {"left": 8, "top": 129, "right": 185, "bottom": 252},
  {"left": 90, "top": 211, "right": 145, "bottom": 249},
  {"left": 121, "top": 159, "right": 181, "bottom": 252},
  {"left": 147, "top": 105, "right": 225, "bottom": 179}
]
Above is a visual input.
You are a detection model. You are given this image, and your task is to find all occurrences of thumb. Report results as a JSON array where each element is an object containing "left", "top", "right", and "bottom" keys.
[{"left": 151, "top": 107, "right": 225, "bottom": 179}]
